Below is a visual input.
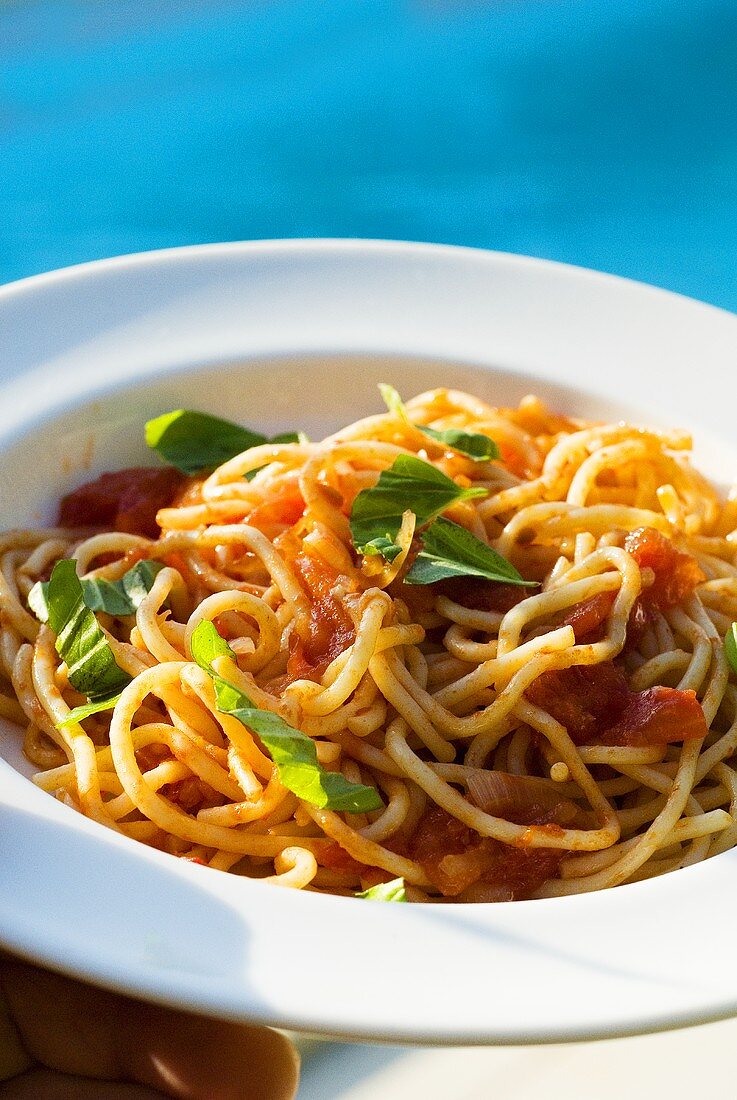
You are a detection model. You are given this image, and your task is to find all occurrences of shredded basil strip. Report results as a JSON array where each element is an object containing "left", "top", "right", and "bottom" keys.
[
  {"left": 378, "top": 383, "right": 410, "bottom": 422},
  {"left": 30, "top": 559, "right": 164, "bottom": 620},
  {"left": 30, "top": 560, "right": 131, "bottom": 719},
  {"left": 350, "top": 453, "right": 486, "bottom": 560},
  {"left": 379, "top": 383, "right": 499, "bottom": 461},
  {"left": 725, "top": 623, "right": 737, "bottom": 677},
  {"left": 405, "top": 517, "right": 531, "bottom": 587},
  {"left": 60, "top": 694, "right": 125, "bottom": 727},
  {"left": 417, "top": 424, "right": 500, "bottom": 461},
  {"left": 145, "top": 409, "right": 308, "bottom": 476},
  {"left": 356, "top": 878, "right": 407, "bottom": 902},
  {"left": 190, "top": 622, "right": 383, "bottom": 813},
  {"left": 80, "top": 560, "right": 164, "bottom": 616},
  {"left": 360, "top": 535, "right": 404, "bottom": 563}
]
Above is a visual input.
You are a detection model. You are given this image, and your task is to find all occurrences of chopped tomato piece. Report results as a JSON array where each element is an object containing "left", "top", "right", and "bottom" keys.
[
  {"left": 560, "top": 590, "right": 616, "bottom": 642},
  {"left": 408, "top": 806, "right": 488, "bottom": 896},
  {"left": 527, "top": 663, "right": 707, "bottom": 747},
  {"left": 320, "top": 841, "right": 364, "bottom": 876},
  {"left": 160, "top": 777, "right": 220, "bottom": 813},
  {"left": 407, "top": 805, "right": 563, "bottom": 900},
  {"left": 527, "top": 663, "right": 630, "bottom": 745},
  {"left": 59, "top": 467, "right": 185, "bottom": 538},
  {"left": 497, "top": 441, "right": 533, "bottom": 480},
  {"left": 601, "top": 686, "right": 707, "bottom": 747},
  {"left": 479, "top": 842, "right": 563, "bottom": 900},
  {"left": 625, "top": 527, "right": 704, "bottom": 612},
  {"left": 246, "top": 485, "right": 305, "bottom": 535},
  {"left": 286, "top": 551, "right": 356, "bottom": 681}
]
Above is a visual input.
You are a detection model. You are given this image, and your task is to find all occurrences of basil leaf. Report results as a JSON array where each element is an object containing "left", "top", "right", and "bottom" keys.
[
  {"left": 416, "top": 424, "right": 499, "bottom": 462},
  {"left": 190, "top": 617, "right": 237, "bottom": 667},
  {"left": 405, "top": 517, "right": 531, "bottom": 587},
  {"left": 30, "top": 560, "right": 164, "bottom": 620},
  {"left": 244, "top": 432, "right": 310, "bottom": 482},
  {"left": 361, "top": 536, "right": 404, "bottom": 563},
  {"left": 725, "top": 623, "right": 737, "bottom": 677},
  {"left": 146, "top": 410, "right": 268, "bottom": 475},
  {"left": 271, "top": 431, "right": 310, "bottom": 446},
  {"left": 27, "top": 580, "right": 50, "bottom": 623},
  {"left": 190, "top": 622, "right": 383, "bottom": 813},
  {"left": 31, "top": 560, "right": 131, "bottom": 709},
  {"left": 146, "top": 410, "right": 309, "bottom": 476},
  {"left": 80, "top": 560, "right": 164, "bottom": 616},
  {"left": 356, "top": 878, "right": 407, "bottom": 902},
  {"left": 379, "top": 383, "right": 499, "bottom": 461},
  {"left": 350, "top": 454, "right": 486, "bottom": 560},
  {"left": 378, "top": 383, "right": 410, "bottom": 422},
  {"left": 59, "top": 694, "right": 124, "bottom": 728}
]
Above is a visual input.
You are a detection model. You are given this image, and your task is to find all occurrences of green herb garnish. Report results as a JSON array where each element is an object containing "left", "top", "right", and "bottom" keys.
[
  {"left": 405, "top": 517, "right": 530, "bottom": 587},
  {"left": 360, "top": 535, "right": 405, "bottom": 563},
  {"left": 145, "top": 410, "right": 307, "bottom": 476},
  {"left": 30, "top": 559, "right": 164, "bottom": 620},
  {"left": 190, "top": 622, "right": 383, "bottom": 813},
  {"left": 356, "top": 878, "right": 407, "bottom": 902},
  {"left": 350, "top": 454, "right": 486, "bottom": 561},
  {"left": 29, "top": 560, "right": 131, "bottom": 725},
  {"left": 380, "top": 384, "right": 499, "bottom": 462}
]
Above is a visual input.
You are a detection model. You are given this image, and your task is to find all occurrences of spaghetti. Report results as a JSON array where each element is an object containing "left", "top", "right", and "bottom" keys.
[{"left": 2, "top": 387, "right": 737, "bottom": 903}]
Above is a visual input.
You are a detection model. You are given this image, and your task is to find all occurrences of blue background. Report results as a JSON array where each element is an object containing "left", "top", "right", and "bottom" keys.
[
  {"left": 1, "top": 0, "right": 736, "bottom": 306},
  {"left": 1, "top": 1, "right": 737, "bottom": 310},
  {"left": 1, "top": 4, "right": 736, "bottom": 1091}
]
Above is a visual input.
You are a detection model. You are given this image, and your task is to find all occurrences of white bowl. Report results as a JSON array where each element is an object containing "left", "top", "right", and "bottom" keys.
[{"left": 1, "top": 240, "right": 737, "bottom": 1044}]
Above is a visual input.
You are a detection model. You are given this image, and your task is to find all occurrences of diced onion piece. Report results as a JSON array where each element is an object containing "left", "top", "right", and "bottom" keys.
[{"left": 466, "top": 769, "right": 579, "bottom": 825}]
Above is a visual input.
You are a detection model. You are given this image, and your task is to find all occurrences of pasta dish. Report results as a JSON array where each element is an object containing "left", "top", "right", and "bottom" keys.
[{"left": 1, "top": 385, "right": 736, "bottom": 903}]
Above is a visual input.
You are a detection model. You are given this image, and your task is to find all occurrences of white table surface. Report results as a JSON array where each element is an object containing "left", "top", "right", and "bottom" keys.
[{"left": 298, "top": 1017, "right": 737, "bottom": 1098}]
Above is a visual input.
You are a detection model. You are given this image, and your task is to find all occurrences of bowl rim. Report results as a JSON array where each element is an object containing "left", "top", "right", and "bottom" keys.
[{"left": 2, "top": 238, "right": 737, "bottom": 1044}]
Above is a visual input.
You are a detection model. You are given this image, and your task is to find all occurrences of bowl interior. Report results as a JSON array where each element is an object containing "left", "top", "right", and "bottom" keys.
[{"left": 2, "top": 348, "right": 735, "bottom": 781}]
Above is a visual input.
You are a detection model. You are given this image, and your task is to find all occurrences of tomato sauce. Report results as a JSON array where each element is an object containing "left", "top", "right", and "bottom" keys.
[
  {"left": 560, "top": 590, "right": 616, "bottom": 642},
  {"left": 320, "top": 841, "right": 365, "bottom": 876},
  {"left": 245, "top": 485, "right": 305, "bottom": 536},
  {"left": 160, "top": 776, "right": 217, "bottom": 813},
  {"left": 527, "top": 663, "right": 631, "bottom": 745},
  {"left": 407, "top": 805, "right": 563, "bottom": 899},
  {"left": 285, "top": 550, "right": 356, "bottom": 681},
  {"left": 497, "top": 441, "right": 534, "bottom": 481},
  {"left": 59, "top": 467, "right": 185, "bottom": 539},
  {"left": 624, "top": 528, "right": 705, "bottom": 642},
  {"left": 600, "top": 685, "right": 707, "bottom": 746},
  {"left": 527, "top": 662, "right": 707, "bottom": 747}
]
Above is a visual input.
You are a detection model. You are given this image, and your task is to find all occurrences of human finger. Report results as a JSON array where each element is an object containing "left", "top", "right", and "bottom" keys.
[
  {"left": 1, "top": 959, "right": 299, "bottom": 1100},
  {"left": 0, "top": 1067, "right": 165, "bottom": 1098}
]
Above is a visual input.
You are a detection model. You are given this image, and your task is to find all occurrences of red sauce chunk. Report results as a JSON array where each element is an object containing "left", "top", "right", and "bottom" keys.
[
  {"left": 624, "top": 527, "right": 705, "bottom": 613},
  {"left": 600, "top": 686, "right": 707, "bottom": 747},
  {"left": 560, "top": 590, "right": 616, "bottom": 642},
  {"left": 320, "top": 841, "right": 365, "bottom": 877},
  {"left": 286, "top": 551, "right": 356, "bottom": 681},
  {"left": 527, "top": 663, "right": 707, "bottom": 747},
  {"left": 59, "top": 467, "right": 185, "bottom": 539},
  {"left": 245, "top": 484, "right": 305, "bottom": 536},
  {"left": 527, "top": 663, "right": 631, "bottom": 745},
  {"left": 407, "top": 805, "right": 563, "bottom": 900}
]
